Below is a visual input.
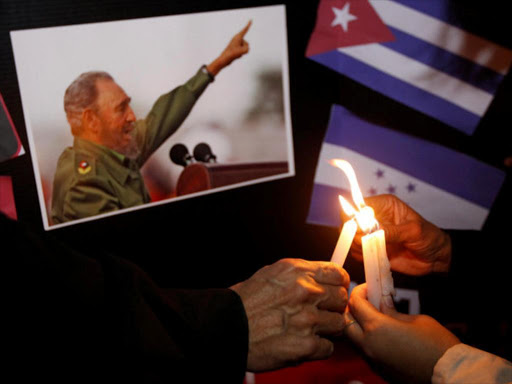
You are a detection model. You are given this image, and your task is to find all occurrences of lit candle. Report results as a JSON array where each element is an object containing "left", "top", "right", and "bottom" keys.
[
  {"left": 331, "top": 217, "right": 357, "bottom": 267},
  {"left": 331, "top": 195, "right": 358, "bottom": 267},
  {"left": 362, "top": 229, "right": 394, "bottom": 308},
  {"left": 330, "top": 159, "right": 395, "bottom": 309}
]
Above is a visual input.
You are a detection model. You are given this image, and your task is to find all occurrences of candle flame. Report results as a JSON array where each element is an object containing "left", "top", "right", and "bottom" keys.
[
  {"left": 338, "top": 195, "right": 357, "bottom": 217},
  {"left": 329, "top": 159, "right": 366, "bottom": 210},
  {"left": 356, "top": 206, "right": 379, "bottom": 234},
  {"left": 332, "top": 159, "right": 379, "bottom": 234}
]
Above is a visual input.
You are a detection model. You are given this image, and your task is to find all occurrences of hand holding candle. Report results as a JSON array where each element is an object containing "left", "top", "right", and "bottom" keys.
[
  {"left": 350, "top": 194, "right": 453, "bottom": 276},
  {"left": 329, "top": 159, "right": 395, "bottom": 309}
]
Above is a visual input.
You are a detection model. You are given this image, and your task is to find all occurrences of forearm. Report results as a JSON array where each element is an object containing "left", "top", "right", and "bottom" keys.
[
  {"left": 206, "top": 56, "right": 226, "bottom": 76},
  {"left": 136, "top": 68, "right": 212, "bottom": 165}
]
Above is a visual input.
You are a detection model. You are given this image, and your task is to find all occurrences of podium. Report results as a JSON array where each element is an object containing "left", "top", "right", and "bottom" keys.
[{"left": 176, "top": 161, "right": 289, "bottom": 196}]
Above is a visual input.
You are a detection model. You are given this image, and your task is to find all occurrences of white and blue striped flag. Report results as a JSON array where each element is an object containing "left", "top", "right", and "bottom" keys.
[
  {"left": 306, "top": 0, "right": 512, "bottom": 135},
  {"left": 307, "top": 105, "right": 505, "bottom": 230}
]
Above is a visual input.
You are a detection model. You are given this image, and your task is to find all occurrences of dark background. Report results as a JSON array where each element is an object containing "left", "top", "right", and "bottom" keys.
[{"left": 1, "top": 0, "right": 511, "bottom": 363}]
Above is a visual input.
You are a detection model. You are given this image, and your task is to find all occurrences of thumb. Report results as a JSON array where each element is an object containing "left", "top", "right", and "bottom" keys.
[
  {"left": 349, "top": 284, "right": 383, "bottom": 330},
  {"left": 380, "top": 297, "right": 414, "bottom": 322},
  {"left": 382, "top": 221, "right": 418, "bottom": 244}
]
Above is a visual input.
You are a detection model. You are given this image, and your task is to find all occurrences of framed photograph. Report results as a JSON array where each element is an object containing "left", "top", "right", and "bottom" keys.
[{"left": 11, "top": 5, "right": 293, "bottom": 230}]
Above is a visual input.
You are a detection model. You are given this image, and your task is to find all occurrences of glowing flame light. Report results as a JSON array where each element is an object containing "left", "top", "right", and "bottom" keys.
[
  {"left": 331, "top": 159, "right": 379, "bottom": 233},
  {"left": 338, "top": 195, "right": 357, "bottom": 217},
  {"left": 329, "top": 159, "right": 365, "bottom": 210}
]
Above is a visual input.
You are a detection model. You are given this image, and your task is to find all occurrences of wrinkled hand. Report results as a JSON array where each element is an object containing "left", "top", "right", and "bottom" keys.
[
  {"left": 230, "top": 258, "right": 350, "bottom": 372},
  {"left": 345, "top": 194, "right": 452, "bottom": 276},
  {"left": 207, "top": 21, "right": 251, "bottom": 76},
  {"left": 345, "top": 284, "right": 460, "bottom": 383}
]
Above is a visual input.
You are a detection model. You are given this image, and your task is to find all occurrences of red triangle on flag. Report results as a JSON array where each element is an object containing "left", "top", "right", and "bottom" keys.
[{"left": 306, "top": 0, "right": 395, "bottom": 57}]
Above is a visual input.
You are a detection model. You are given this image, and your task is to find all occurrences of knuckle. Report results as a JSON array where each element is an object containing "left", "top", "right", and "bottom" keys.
[
  {"left": 340, "top": 268, "right": 350, "bottom": 287},
  {"left": 277, "top": 258, "right": 297, "bottom": 270},
  {"left": 300, "top": 308, "right": 318, "bottom": 328},
  {"left": 409, "top": 220, "right": 423, "bottom": 238},
  {"left": 330, "top": 313, "right": 345, "bottom": 334},
  {"left": 270, "top": 258, "right": 294, "bottom": 274},
  {"left": 300, "top": 336, "right": 321, "bottom": 357},
  {"left": 294, "top": 278, "right": 313, "bottom": 299},
  {"left": 289, "top": 308, "right": 318, "bottom": 336}
]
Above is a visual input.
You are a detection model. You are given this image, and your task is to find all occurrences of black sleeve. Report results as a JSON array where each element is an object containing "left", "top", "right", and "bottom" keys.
[{"left": 1, "top": 213, "right": 248, "bottom": 383}]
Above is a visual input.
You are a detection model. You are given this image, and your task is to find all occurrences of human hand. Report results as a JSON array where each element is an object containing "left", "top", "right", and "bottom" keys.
[
  {"left": 230, "top": 258, "right": 350, "bottom": 372},
  {"left": 345, "top": 284, "right": 460, "bottom": 383},
  {"left": 345, "top": 194, "right": 452, "bottom": 276},
  {"left": 207, "top": 21, "right": 251, "bottom": 76}
]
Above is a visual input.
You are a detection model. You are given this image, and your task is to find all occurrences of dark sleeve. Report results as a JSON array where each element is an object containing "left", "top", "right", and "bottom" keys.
[
  {"left": 445, "top": 230, "right": 484, "bottom": 282},
  {"left": 445, "top": 229, "right": 507, "bottom": 288},
  {"left": 1, "top": 213, "right": 248, "bottom": 383},
  {"left": 421, "top": 229, "right": 507, "bottom": 303},
  {"left": 419, "top": 228, "right": 510, "bottom": 351}
]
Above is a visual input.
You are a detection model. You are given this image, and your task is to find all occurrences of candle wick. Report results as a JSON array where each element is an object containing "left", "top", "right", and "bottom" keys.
[
  {"left": 361, "top": 220, "right": 380, "bottom": 235},
  {"left": 369, "top": 221, "right": 380, "bottom": 234}
]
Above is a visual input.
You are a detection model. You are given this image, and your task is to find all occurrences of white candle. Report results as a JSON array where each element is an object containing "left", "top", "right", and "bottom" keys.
[
  {"left": 331, "top": 218, "right": 357, "bottom": 267},
  {"left": 362, "top": 229, "right": 395, "bottom": 309},
  {"left": 330, "top": 158, "right": 395, "bottom": 310}
]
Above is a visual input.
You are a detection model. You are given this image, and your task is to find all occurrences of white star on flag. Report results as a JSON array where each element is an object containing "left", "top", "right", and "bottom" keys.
[
  {"left": 331, "top": 3, "right": 357, "bottom": 32},
  {"left": 308, "top": 0, "right": 512, "bottom": 134}
]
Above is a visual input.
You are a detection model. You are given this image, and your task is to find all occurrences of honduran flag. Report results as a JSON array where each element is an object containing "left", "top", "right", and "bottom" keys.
[
  {"left": 307, "top": 105, "right": 505, "bottom": 230},
  {"left": 306, "top": 0, "right": 512, "bottom": 135}
]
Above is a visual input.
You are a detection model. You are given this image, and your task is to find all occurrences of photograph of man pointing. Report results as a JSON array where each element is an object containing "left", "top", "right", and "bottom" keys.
[
  {"left": 12, "top": 6, "right": 292, "bottom": 230},
  {"left": 51, "top": 22, "right": 251, "bottom": 224}
]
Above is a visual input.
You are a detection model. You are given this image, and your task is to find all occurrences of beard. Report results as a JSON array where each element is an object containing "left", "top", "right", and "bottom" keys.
[
  {"left": 117, "top": 133, "right": 141, "bottom": 160},
  {"left": 103, "top": 122, "right": 141, "bottom": 160}
]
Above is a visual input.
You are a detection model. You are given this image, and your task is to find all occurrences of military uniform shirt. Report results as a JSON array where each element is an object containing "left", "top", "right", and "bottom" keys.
[{"left": 51, "top": 68, "right": 212, "bottom": 224}]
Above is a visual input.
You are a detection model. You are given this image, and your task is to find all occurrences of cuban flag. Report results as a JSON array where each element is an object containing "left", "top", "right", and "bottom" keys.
[
  {"left": 307, "top": 105, "right": 505, "bottom": 230},
  {"left": 306, "top": 0, "right": 512, "bottom": 135}
]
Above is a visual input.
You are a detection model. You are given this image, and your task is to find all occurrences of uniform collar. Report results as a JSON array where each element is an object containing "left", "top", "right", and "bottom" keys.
[{"left": 74, "top": 137, "right": 135, "bottom": 185}]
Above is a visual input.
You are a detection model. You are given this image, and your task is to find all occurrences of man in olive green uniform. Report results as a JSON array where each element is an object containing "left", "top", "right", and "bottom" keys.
[{"left": 51, "top": 22, "right": 251, "bottom": 224}]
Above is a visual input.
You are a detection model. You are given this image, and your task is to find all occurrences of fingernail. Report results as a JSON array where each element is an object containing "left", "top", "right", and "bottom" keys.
[{"left": 383, "top": 295, "right": 394, "bottom": 308}]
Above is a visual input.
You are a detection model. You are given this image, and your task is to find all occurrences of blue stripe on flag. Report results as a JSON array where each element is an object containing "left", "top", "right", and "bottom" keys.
[
  {"left": 308, "top": 183, "right": 349, "bottom": 228},
  {"left": 310, "top": 50, "right": 481, "bottom": 134},
  {"left": 323, "top": 105, "right": 505, "bottom": 209},
  {"left": 390, "top": 0, "right": 458, "bottom": 25},
  {"left": 383, "top": 27, "right": 504, "bottom": 94}
]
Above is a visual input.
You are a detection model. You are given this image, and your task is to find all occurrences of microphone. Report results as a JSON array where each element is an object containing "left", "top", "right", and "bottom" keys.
[
  {"left": 193, "top": 142, "right": 217, "bottom": 163},
  {"left": 169, "top": 143, "right": 193, "bottom": 167}
]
